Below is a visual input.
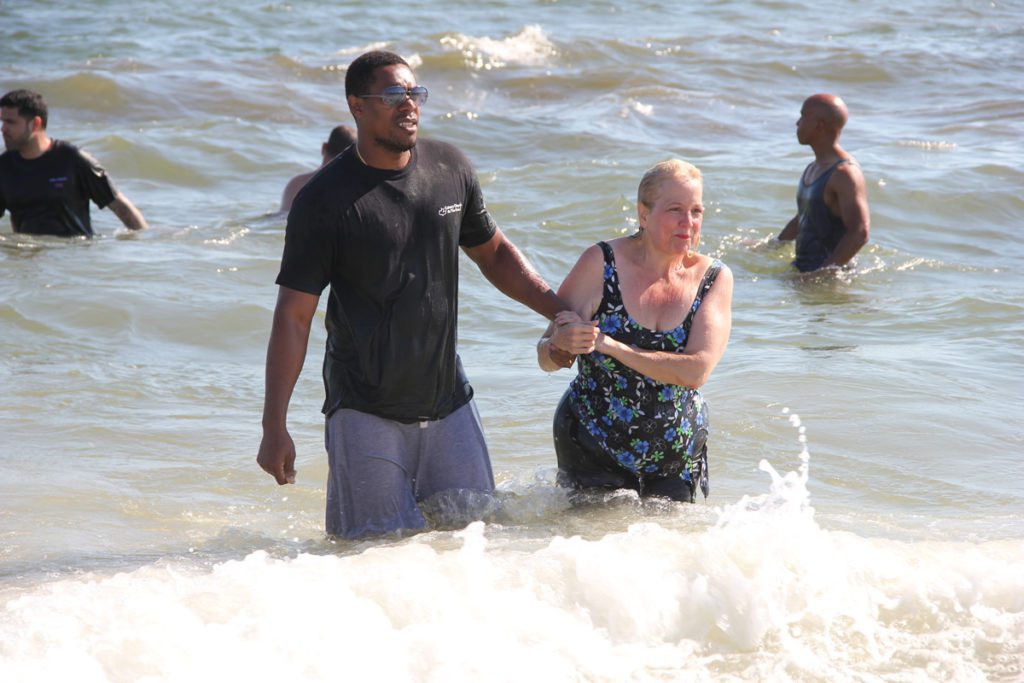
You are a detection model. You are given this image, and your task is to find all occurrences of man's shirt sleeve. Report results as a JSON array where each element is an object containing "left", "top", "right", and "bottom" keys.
[
  {"left": 74, "top": 147, "right": 118, "bottom": 209},
  {"left": 458, "top": 169, "right": 498, "bottom": 249},
  {"left": 275, "top": 189, "right": 334, "bottom": 295}
]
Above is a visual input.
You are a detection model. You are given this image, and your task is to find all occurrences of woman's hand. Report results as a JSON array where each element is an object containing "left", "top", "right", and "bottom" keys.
[{"left": 550, "top": 311, "right": 599, "bottom": 355}]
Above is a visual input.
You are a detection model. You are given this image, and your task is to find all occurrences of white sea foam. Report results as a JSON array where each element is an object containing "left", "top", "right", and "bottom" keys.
[
  {"left": 439, "top": 25, "right": 556, "bottom": 70},
  {"left": 896, "top": 140, "right": 958, "bottom": 151},
  {"left": 3, "top": 413, "right": 1020, "bottom": 682},
  {"left": 621, "top": 99, "right": 655, "bottom": 117}
]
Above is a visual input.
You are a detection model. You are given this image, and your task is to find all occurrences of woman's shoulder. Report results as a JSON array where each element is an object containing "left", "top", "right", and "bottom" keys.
[
  {"left": 602, "top": 235, "right": 643, "bottom": 264},
  {"left": 604, "top": 235, "right": 635, "bottom": 251},
  {"left": 577, "top": 238, "right": 626, "bottom": 266},
  {"left": 573, "top": 242, "right": 606, "bottom": 268},
  {"left": 695, "top": 253, "right": 728, "bottom": 274},
  {"left": 699, "top": 256, "right": 733, "bottom": 298}
]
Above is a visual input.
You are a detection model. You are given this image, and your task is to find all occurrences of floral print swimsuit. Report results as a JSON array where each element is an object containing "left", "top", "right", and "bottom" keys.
[{"left": 567, "top": 241, "right": 722, "bottom": 498}]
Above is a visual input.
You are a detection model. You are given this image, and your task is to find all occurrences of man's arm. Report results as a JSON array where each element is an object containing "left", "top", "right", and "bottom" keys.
[
  {"left": 462, "top": 228, "right": 568, "bottom": 320},
  {"left": 107, "top": 193, "right": 149, "bottom": 231},
  {"left": 536, "top": 243, "right": 604, "bottom": 372},
  {"left": 463, "top": 228, "right": 576, "bottom": 368},
  {"left": 0, "top": 202, "right": 16, "bottom": 231},
  {"left": 777, "top": 215, "right": 799, "bottom": 241},
  {"left": 822, "top": 164, "right": 870, "bottom": 268},
  {"left": 257, "top": 286, "right": 320, "bottom": 485}
]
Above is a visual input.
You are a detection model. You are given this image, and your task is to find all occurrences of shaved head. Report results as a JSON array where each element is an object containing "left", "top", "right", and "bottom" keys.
[{"left": 803, "top": 93, "right": 848, "bottom": 132}]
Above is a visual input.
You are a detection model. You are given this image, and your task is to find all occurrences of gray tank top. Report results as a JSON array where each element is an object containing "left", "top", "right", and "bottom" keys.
[{"left": 794, "top": 158, "right": 850, "bottom": 272}]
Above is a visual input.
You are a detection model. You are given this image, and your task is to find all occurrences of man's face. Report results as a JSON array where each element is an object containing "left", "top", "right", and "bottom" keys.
[
  {"left": 354, "top": 64, "right": 421, "bottom": 154},
  {"left": 795, "top": 101, "right": 822, "bottom": 146},
  {"left": 1, "top": 107, "right": 37, "bottom": 152}
]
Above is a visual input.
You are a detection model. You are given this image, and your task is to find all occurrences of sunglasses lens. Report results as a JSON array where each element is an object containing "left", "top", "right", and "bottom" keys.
[
  {"left": 381, "top": 87, "right": 407, "bottom": 107},
  {"left": 378, "top": 86, "right": 428, "bottom": 107}
]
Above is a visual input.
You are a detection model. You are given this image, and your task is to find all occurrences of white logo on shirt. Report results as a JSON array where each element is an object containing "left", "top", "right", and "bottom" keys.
[{"left": 438, "top": 203, "right": 462, "bottom": 217}]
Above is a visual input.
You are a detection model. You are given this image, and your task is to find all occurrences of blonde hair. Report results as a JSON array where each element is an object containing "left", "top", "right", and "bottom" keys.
[{"left": 637, "top": 159, "right": 702, "bottom": 209}]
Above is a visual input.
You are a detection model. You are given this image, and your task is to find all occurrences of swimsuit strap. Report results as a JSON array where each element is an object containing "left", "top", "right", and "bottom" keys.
[
  {"left": 681, "top": 260, "right": 724, "bottom": 333},
  {"left": 597, "top": 240, "right": 616, "bottom": 275},
  {"left": 595, "top": 240, "right": 623, "bottom": 313},
  {"left": 596, "top": 241, "right": 722, "bottom": 334}
]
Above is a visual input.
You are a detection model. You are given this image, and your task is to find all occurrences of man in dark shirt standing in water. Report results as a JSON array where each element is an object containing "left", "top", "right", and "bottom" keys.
[
  {"left": 777, "top": 93, "right": 870, "bottom": 272},
  {"left": 0, "top": 89, "right": 148, "bottom": 237},
  {"left": 257, "top": 51, "right": 574, "bottom": 539}
]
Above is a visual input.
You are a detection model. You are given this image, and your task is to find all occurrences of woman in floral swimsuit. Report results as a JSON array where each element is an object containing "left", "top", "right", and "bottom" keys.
[{"left": 537, "top": 159, "right": 734, "bottom": 502}]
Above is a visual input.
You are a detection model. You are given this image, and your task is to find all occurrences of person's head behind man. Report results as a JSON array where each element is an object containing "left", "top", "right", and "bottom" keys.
[
  {"left": 322, "top": 124, "right": 355, "bottom": 163},
  {"left": 1, "top": 89, "right": 48, "bottom": 153}
]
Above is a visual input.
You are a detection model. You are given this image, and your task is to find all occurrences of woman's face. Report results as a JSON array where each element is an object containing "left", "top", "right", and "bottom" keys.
[{"left": 639, "top": 175, "right": 704, "bottom": 255}]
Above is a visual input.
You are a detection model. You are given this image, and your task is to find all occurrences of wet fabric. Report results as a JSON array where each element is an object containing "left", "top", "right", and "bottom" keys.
[
  {"left": 324, "top": 400, "right": 494, "bottom": 539},
  {"left": 0, "top": 140, "right": 118, "bottom": 237},
  {"left": 793, "top": 158, "right": 851, "bottom": 272},
  {"left": 554, "top": 389, "right": 699, "bottom": 502},
  {"left": 276, "top": 139, "right": 497, "bottom": 423},
  {"left": 563, "top": 241, "right": 721, "bottom": 498}
]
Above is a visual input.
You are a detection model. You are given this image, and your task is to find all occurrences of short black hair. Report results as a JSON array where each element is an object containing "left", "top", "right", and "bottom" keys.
[
  {"left": 324, "top": 125, "right": 356, "bottom": 157},
  {"left": 344, "top": 51, "right": 410, "bottom": 99},
  {"left": 0, "top": 89, "right": 48, "bottom": 128}
]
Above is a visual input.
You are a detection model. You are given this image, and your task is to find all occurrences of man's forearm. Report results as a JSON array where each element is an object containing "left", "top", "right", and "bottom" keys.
[
  {"left": 262, "top": 309, "right": 313, "bottom": 431},
  {"left": 823, "top": 224, "right": 869, "bottom": 268},
  {"left": 476, "top": 238, "right": 570, "bottom": 320},
  {"left": 778, "top": 215, "right": 798, "bottom": 241},
  {"left": 108, "top": 194, "right": 149, "bottom": 231},
  {"left": 262, "top": 287, "right": 320, "bottom": 430}
]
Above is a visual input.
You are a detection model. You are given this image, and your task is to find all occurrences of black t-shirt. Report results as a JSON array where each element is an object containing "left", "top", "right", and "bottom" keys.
[
  {"left": 0, "top": 140, "right": 118, "bottom": 237},
  {"left": 276, "top": 139, "right": 498, "bottom": 422}
]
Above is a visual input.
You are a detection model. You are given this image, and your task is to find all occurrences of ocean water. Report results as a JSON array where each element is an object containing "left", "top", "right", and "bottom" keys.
[{"left": 1, "top": 0, "right": 1022, "bottom": 680}]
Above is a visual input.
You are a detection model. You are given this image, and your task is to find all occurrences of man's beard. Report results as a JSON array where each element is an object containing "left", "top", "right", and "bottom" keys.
[
  {"left": 3, "top": 130, "right": 32, "bottom": 152},
  {"left": 375, "top": 135, "right": 416, "bottom": 154}
]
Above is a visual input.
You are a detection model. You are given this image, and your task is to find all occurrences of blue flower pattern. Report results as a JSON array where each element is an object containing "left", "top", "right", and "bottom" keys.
[{"left": 568, "top": 242, "right": 722, "bottom": 498}]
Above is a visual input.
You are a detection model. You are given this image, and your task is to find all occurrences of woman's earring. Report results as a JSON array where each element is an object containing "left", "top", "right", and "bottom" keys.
[{"left": 687, "top": 234, "right": 700, "bottom": 259}]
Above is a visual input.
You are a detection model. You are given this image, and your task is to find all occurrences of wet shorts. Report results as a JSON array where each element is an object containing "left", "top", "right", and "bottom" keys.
[
  {"left": 552, "top": 390, "right": 701, "bottom": 503},
  {"left": 324, "top": 399, "right": 494, "bottom": 539}
]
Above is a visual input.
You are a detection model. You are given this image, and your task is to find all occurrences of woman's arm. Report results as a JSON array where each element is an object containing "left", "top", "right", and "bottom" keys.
[
  {"left": 537, "top": 244, "right": 605, "bottom": 372},
  {"left": 596, "top": 264, "right": 733, "bottom": 387}
]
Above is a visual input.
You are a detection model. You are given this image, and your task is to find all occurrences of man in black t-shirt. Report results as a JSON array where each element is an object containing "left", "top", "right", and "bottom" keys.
[
  {"left": 0, "top": 89, "right": 148, "bottom": 237},
  {"left": 257, "top": 51, "right": 575, "bottom": 539}
]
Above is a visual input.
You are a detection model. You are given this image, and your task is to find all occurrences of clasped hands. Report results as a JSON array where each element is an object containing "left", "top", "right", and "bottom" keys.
[{"left": 549, "top": 310, "right": 603, "bottom": 356}]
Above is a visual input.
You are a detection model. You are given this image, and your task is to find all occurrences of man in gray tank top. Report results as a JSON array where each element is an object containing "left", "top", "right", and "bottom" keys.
[{"left": 776, "top": 94, "right": 871, "bottom": 272}]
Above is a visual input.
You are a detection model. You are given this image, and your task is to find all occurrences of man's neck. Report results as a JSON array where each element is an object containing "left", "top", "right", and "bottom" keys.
[
  {"left": 18, "top": 134, "right": 52, "bottom": 161},
  {"left": 811, "top": 140, "right": 845, "bottom": 166},
  {"left": 355, "top": 142, "right": 411, "bottom": 171}
]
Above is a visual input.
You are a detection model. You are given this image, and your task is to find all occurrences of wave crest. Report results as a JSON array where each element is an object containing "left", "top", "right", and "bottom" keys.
[{"left": 440, "top": 25, "right": 556, "bottom": 71}]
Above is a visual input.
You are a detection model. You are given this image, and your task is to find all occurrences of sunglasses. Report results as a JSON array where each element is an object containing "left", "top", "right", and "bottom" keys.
[{"left": 358, "top": 85, "right": 429, "bottom": 108}]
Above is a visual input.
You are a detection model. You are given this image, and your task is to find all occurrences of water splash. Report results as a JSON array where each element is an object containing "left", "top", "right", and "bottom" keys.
[
  {"left": 1, "top": 409, "right": 1021, "bottom": 681},
  {"left": 439, "top": 26, "right": 557, "bottom": 71}
]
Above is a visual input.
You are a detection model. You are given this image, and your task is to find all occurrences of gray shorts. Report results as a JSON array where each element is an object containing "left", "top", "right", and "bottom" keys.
[{"left": 324, "top": 400, "right": 494, "bottom": 539}]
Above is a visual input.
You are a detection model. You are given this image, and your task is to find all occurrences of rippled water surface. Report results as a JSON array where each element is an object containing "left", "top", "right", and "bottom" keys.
[{"left": 1, "top": 1, "right": 1022, "bottom": 680}]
